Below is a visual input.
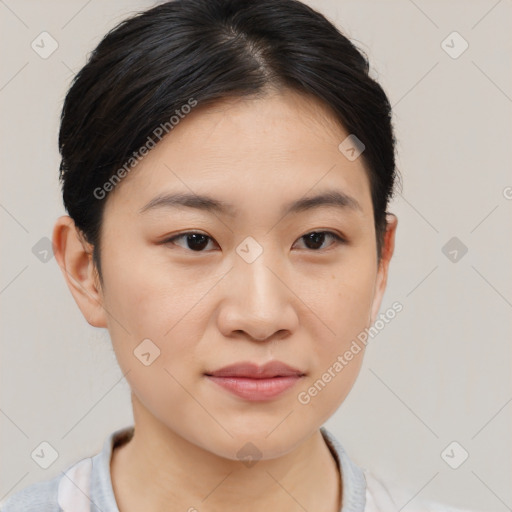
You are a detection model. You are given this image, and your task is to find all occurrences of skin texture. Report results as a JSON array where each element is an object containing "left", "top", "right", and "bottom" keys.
[{"left": 53, "top": 88, "right": 397, "bottom": 512}]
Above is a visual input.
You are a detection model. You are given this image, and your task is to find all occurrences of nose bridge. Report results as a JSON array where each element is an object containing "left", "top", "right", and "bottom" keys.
[
  {"left": 219, "top": 235, "right": 296, "bottom": 340},
  {"left": 235, "top": 238, "right": 284, "bottom": 311}
]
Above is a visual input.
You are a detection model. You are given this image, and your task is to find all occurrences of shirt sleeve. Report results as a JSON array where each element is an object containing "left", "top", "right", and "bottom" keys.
[
  {"left": 362, "top": 468, "right": 491, "bottom": 512},
  {"left": 0, "top": 478, "right": 61, "bottom": 512}
]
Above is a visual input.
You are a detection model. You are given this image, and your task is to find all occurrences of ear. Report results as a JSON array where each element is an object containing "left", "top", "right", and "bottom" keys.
[
  {"left": 52, "top": 215, "right": 108, "bottom": 328},
  {"left": 370, "top": 213, "right": 398, "bottom": 324}
]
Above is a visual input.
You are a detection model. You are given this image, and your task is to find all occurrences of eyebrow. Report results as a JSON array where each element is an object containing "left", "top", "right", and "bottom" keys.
[{"left": 138, "top": 190, "right": 362, "bottom": 217}]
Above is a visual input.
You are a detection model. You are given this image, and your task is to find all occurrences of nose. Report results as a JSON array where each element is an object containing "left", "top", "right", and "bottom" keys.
[{"left": 216, "top": 249, "right": 299, "bottom": 342}]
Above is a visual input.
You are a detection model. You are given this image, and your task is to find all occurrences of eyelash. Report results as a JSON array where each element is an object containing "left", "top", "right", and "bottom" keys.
[{"left": 162, "top": 230, "right": 346, "bottom": 253}]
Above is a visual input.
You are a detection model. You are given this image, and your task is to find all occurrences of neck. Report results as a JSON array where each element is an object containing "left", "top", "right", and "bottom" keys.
[{"left": 110, "top": 399, "right": 341, "bottom": 512}]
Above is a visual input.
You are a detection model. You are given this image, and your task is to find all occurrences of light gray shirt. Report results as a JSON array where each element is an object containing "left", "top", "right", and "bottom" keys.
[{"left": 0, "top": 425, "right": 479, "bottom": 512}]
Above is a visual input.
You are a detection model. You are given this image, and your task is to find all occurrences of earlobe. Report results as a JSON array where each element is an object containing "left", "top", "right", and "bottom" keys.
[
  {"left": 52, "top": 215, "right": 108, "bottom": 328},
  {"left": 369, "top": 213, "right": 398, "bottom": 324}
]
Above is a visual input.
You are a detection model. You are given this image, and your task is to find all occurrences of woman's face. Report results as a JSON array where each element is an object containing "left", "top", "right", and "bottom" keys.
[{"left": 65, "top": 89, "right": 396, "bottom": 460}]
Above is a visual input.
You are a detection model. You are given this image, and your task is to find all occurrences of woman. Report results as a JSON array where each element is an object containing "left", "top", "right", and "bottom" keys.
[{"left": 1, "top": 0, "right": 481, "bottom": 510}]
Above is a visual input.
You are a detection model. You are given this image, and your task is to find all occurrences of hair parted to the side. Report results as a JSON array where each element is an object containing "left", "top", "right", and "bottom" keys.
[{"left": 58, "top": 0, "right": 399, "bottom": 285}]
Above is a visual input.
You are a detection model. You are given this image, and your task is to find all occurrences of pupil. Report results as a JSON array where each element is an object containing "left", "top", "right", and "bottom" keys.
[
  {"left": 188, "top": 234, "right": 208, "bottom": 251},
  {"left": 305, "top": 232, "right": 324, "bottom": 250}
]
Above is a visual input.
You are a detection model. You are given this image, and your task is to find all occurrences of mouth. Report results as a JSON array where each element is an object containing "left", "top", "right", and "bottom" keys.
[{"left": 204, "top": 361, "right": 306, "bottom": 401}]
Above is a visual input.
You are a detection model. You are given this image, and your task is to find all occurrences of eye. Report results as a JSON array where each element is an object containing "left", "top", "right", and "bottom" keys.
[
  {"left": 294, "top": 231, "right": 346, "bottom": 251},
  {"left": 162, "top": 230, "right": 346, "bottom": 253},
  {"left": 163, "top": 231, "right": 217, "bottom": 252}
]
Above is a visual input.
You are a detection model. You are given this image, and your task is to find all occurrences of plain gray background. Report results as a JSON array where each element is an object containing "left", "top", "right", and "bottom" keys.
[{"left": 1, "top": 1, "right": 511, "bottom": 510}]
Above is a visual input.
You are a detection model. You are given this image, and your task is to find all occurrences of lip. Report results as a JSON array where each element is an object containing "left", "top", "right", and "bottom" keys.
[
  {"left": 206, "top": 361, "right": 305, "bottom": 379},
  {"left": 205, "top": 361, "right": 306, "bottom": 401}
]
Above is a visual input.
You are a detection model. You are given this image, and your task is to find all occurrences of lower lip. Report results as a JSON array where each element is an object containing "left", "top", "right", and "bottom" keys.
[{"left": 206, "top": 375, "right": 303, "bottom": 401}]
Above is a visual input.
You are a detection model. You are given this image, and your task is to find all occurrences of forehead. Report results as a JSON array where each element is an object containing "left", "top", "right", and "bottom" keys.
[{"left": 104, "top": 89, "right": 373, "bottom": 219}]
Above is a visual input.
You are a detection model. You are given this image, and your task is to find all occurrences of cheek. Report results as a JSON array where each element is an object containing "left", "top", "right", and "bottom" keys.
[
  {"left": 301, "top": 247, "right": 377, "bottom": 347},
  {"left": 334, "top": 267, "right": 376, "bottom": 336},
  {"left": 101, "top": 238, "right": 216, "bottom": 335},
  {"left": 294, "top": 247, "right": 377, "bottom": 402},
  {"left": 99, "top": 245, "right": 194, "bottom": 367},
  {"left": 99, "top": 251, "right": 216, "bottom": 427},
  {"left": 100, "top": 244, "right": 236, "bottom": 395}
]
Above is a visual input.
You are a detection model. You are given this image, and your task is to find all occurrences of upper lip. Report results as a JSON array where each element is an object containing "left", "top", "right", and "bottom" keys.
[{"left": 206, "top": 361, "right": 306, "bottom": 379}]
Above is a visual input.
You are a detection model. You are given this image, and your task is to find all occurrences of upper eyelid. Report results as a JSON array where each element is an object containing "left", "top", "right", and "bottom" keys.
[{"left": 167, "top": 229, "right": 342, "bottom": 239}]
